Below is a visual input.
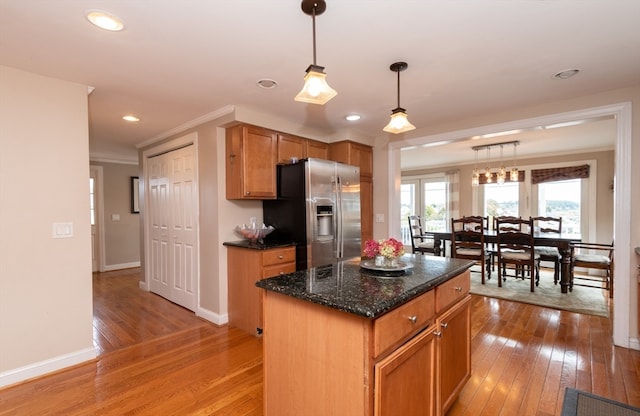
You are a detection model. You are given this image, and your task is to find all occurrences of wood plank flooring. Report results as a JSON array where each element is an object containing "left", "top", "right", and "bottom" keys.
[{"left": 1, "top": 268, "right": 638, "bottom": 415}]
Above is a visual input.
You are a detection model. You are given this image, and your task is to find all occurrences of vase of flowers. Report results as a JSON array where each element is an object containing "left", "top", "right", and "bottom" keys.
[{"left": 364, "top": 238, "right": 405, "bottom": 268}]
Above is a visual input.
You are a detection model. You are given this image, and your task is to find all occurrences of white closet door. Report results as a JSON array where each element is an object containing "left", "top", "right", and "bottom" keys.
[{"left": 148, "top": 144, "right": 198, "bottom": 311}]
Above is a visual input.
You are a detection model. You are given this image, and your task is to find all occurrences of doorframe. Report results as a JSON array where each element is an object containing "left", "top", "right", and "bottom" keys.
[
  {"left": 140, "top": 132, "right": 200, "bottom": 312},
  {"left": 387, "top": 102, "right": 634, "bottom": 349},
  {"left": 89, "top": 165, "right": 106, "bottom": 272}
]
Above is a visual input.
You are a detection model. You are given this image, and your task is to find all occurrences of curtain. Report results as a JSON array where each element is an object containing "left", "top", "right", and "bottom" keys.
[
  {"left": 445, "top": 170, "right": 459, "bottom": 224},
  {"left": 531, "top": 164, "right": 590, "bottom": 184}
]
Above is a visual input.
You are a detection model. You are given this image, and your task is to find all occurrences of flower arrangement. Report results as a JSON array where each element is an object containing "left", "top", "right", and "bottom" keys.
[{"left": 363, "top": 238, "right": 405, "bottom": 259}]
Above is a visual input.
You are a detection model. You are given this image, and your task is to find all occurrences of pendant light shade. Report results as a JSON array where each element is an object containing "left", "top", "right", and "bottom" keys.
[
  {"left": 383, "top": 62, "right": 415, "bottom": 134},
  {"left": 295, "top": 0, "right": 337, "bottom": 105}
]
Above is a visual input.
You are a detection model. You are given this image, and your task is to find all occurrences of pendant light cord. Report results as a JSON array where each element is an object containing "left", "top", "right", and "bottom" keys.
[{"left": 311, "top": 7, "right": 317, "bottom": 65}]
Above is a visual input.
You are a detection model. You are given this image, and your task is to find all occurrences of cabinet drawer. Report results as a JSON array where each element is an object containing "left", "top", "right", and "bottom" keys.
[
  {"left": 374, "top": 290, "right": 435, "bottom": 357},
  {"left": 435, "top": 270, "right": 470, "bottom": 314},
  {"left": 262, "top": 263, "right": 296, "bottom": 279},
  {"left": 262, "top": 247, "right": 296, "bottom": 266}
]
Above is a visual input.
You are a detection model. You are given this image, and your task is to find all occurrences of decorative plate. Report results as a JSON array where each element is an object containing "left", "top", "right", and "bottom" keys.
[{"left": 360, "top": 260, "right": 413, "bottom": 272}]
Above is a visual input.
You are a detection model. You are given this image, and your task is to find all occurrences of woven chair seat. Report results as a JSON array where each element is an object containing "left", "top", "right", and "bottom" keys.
[
  {"left": 416, "top": 241, "right": 435, "bottom": 249},
  {"left": 501, "top": 250, "right": 540, "bottom": 261},
  {"left": 534, "top": 246, "right": 560, "bottom": 258},
  {"left": 574, "top": 253, "right": 610, "bottom": 265}
]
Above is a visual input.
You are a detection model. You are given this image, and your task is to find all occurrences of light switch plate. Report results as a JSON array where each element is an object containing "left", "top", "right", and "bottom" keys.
[
  {"left": 375, "top": 213, "right": 385, "bottom": 223},
  {"left": 52, "top": 222, "right": 73, "bottom": 238}
]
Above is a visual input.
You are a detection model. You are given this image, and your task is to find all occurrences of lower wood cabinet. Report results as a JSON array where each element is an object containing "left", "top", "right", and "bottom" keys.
[
  {"left": 227, "top": 245, "right": 295, "bottom": 336},
  {"left": 262, "top": 269, "right": 471, "bottom": 416}
]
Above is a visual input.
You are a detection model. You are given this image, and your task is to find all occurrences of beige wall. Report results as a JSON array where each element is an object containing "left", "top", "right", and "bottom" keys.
[
  {"left": 0, "top": 66, "right": 94, "bottom": 383},
  {"left": 403, "top": 150, "right": 615, "bottom": 244},
  {"left": 91, "top": 162, "right": 141, "bottom": 268}
]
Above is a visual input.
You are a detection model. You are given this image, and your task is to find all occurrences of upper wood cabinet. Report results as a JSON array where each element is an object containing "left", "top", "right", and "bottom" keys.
[
  {"left": 329, "top": 140, "right": 373, "bottom": 178},
  {"left": 329, "top": 140, "right": 374, "bottom": 245},
  {"left": 277, "top": 134, "right": 330, "bottom": 163},
  {"left": 226, "top": 124, "right": 277, "bottom": 199},
  {"left": 306, "top": 139, "right": 329, "bottom": 159}
]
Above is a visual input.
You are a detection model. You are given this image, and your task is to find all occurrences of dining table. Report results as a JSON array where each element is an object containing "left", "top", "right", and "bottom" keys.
[{"left": 428, "top": 230, "right": 581, "bottom": 293}]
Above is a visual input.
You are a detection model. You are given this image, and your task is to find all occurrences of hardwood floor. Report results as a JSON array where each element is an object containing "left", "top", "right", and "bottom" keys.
[{"left": 1, "top": 268, "right": 638, "bottom": 415}]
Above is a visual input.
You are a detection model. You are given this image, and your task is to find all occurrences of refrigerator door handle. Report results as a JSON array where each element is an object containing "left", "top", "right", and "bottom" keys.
[{"left": 335, "top": 175, "right": 343, "bottom": 259}]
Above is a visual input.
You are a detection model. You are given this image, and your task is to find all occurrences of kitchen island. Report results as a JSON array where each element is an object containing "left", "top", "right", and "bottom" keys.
[{"left": 256, "top": 254, "right": 474, "bottom": 416}]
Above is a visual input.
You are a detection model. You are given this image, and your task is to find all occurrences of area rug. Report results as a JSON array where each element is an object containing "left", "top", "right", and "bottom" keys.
[
  {"left": 561, "top": 387, "right": 640, "bottom": 416},
  {"left": 468, "top": 267, "right": 609, "bottom": 317}
]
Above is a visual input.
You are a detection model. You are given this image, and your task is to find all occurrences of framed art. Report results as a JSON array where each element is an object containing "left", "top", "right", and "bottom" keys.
[{"left": 131, "top": 176, "right": 140, "bottom": 213}]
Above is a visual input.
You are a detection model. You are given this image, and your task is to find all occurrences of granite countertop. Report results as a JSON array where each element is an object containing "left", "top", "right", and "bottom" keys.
[
  {"left": 223, "top": 240, "right": 296, "bottom": 250},
  {"left": 256, "top": 254, "right": 474, "bottom": 319}
]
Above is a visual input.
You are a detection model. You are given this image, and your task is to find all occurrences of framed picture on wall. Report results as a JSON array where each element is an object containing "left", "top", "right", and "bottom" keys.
[{"left": 131, "top": 176, "right": 140, "bottom": 214}]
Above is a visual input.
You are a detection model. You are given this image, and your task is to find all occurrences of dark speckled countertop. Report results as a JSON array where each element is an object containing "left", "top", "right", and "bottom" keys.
[
  {"left": 223, "top": 240, "right": 296, "bottom": 250},
  {"left": 256, "top": 254, "right": 473, "bottom": 319}
]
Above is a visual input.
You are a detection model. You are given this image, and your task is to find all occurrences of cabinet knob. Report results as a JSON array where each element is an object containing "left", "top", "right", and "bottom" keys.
[
  {"left": 408, "top": 315, "right": 417, "bottom": 324},
  {"left": 434, "top": 331, "right": 442, "bottom": 337},
  {"left": 245, "top": 191, "right": 250, "bottom": 196},
  {"left": 441, "top": 322, "right": 449, "bottom": 329},
  {"left": 454, "top": 286, "right": 462, "bottom": 292},
  {"left": 278, "top": 255, "right": 284, "bottom": 259}
]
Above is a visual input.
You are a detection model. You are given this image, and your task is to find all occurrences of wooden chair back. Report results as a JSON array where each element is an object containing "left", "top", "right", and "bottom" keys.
[
  {"left": 532, "top": 216, "right": 562, "bottom": 234},
  {"left": 570, "top": 241, "right": 614, "bottom": 297},
  {"left": 407, "top": 215, "right": 436, "bottom": 255},
  {"left": 451, "top": 216, "right": 487, "bottom": 283},
  {"left": 496, "top": 216, "right": 540, "bottom": 291}
]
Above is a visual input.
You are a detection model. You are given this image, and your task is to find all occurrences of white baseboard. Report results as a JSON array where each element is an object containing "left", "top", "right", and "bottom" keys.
[
  {"left": 0, "top": 347, "right": 96, "bottom": 388},
  {"left": 629, "top": 337, "right": 640, "bottom": 351},
  {"left": 103, "top": 261, "right": 141, "bottom": 271},
  {"left": 197, "top": 306, "right": 228, "bottom": 326}
]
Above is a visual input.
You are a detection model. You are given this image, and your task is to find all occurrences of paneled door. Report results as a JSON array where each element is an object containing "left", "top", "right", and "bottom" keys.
[{"left": 148, "top": 144, "right": 198, "bottom": 311}]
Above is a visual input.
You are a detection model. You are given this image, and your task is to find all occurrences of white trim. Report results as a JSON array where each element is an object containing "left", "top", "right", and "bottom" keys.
[
  {"left": 89, "top": 155, "right": 138, "bottom": 165},
  {"left": 389, "top": 102, "right": 634, "bottom": 349},
  {"left": 196, "top": 306, "right": 229, "bottom": 326},
  {"left": 0, "top": 347, "right": 96, "bottom": 388},
  {"left": 137, "top": 105, "right": 234, "bottom": 150},
  {"left": 103, "top": 261, "right": 141, "bottom": 271}
]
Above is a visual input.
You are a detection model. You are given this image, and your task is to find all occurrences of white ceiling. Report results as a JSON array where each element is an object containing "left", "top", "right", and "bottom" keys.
[{"left": 1, "top": 1, "right": 638, "bottom": 166}]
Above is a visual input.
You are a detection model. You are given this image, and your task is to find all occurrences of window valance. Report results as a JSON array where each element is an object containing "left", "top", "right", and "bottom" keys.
[{"left": 531, "top": 164, "right": 590, "bottom": 185}]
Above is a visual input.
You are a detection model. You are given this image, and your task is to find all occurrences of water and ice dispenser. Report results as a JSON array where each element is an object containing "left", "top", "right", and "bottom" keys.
[{"left": 316, "top": 205, "right": 333, "bottom": 237}]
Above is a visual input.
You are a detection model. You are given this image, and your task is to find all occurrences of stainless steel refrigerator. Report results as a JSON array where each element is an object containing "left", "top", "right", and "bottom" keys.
[{"left": 263, "top": 158, "right": 361, "bottom": 270}]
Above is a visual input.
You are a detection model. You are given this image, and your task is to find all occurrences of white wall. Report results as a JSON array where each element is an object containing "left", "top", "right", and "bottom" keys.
[{"left": 0, "top": 66, "right": 94, "bottom": 386}]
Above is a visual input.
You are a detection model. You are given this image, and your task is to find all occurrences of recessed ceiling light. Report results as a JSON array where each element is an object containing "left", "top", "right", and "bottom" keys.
[
  {"left": 122, "top": 115, "right": 140, "bottom": 122},
  {"left": 86, "top": 10, "right": 125, "bottom": 31},
  {"left": 552, "top": 69, "right": 580, "bottom": 80},
  {"left": 345, "top": 114, "right": 361, "bottom": 121},
  {"left": 257, "top": 79, "right": 278, "bottom": 89}
]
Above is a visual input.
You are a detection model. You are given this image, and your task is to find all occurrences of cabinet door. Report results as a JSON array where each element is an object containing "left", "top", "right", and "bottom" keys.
[
  {"left": 242, "top": 125, "right": 277, "bottom": 198},
  {"left": 306, "top": 139, "right": 329, "bottom": 159},
  {"left": 375, "top": 326, "right": 437, "bottom": 416},
  {"left": 437, "top": 295, "right": 471, "bottom": 415},
  {"left": 277, "top": 133, "right": 305, "bottom": 163},
  {"left": 360, "top": 177, "right": 373, "bottom": 248}
]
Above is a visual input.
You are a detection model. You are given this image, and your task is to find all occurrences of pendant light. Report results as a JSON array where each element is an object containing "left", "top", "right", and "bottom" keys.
[
  {"left": 294, "top": 0, "right": 337, "bottom": 105},
  {"left": 383, "top": 62, "right": 416, "bottom": 134},
  {"left": 471, "top": 149, "right": 480, "bottom": 187},
  {"left": 510, "top": 142, "right": 519, "bottom": 181},
  {"left": 497, "top": 145, "right": 506, "bottom": 184},
  {"left": 484, "top": 147, "right": 493, "bottom": 183}
]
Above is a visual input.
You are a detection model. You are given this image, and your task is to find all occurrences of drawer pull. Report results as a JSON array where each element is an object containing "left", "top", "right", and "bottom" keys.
[
  {"left": 454, "top": 286, "right": 462, "bottom": 292},
  {"left": 278, "top": 255, "right": 284, "bottom": 259},
  {"left": 441, "top": 322, "right": 449, "bottom": 329},
  {"left": 435, "top": 331, "right": 442, "bottom": 338},
  {"left": 408, "top": 315, "right": 417, "bottom": 324}
]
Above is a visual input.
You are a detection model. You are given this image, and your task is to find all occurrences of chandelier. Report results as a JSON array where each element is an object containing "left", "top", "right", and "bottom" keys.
[{"left": 471, "top": 141, "right": 520, "bottom": 187}]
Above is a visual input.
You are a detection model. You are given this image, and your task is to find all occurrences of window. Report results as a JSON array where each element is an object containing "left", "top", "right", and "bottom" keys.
[
  {"left": 484, "top": 182, "right": 519, "bottom": 218},
  {"left": 422, "top": 181, "right": 446, "bottom": 231},
  {"left": 400, "top": 176, "right": 447, "bottom": 245},
  {"left": 537, "top": 179, "right": 581, "bottom": 236}
]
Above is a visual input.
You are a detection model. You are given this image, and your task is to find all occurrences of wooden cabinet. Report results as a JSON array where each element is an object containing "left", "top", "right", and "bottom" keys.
[
  {"left": 329, "top": 140, "right": 373, "bottom": 178},
  {"left": 437, "top": 296, "right": 471, "bottom": 414},
  {"left": 227, "top": 245, "right": 295, "bottom": 335},
  {"left": 276, "top": 133, "right": 305, "bottom": 164},
  {"left": 329, "top": 140, "right": 374, "bottom": 245},
  {"left": 306, "top": 139, "right": 329, "bottom": 159},
  {"left": 375, "top": 327, "right": 437, "bottom": 416},
  {"left": 262, "top": 269, "right": 471, "bottom": 416},
  {"left": 225, "top": 124, "right": 278, "bottom": 199},
  {"left": 277, "top": 133, "right": 330, "bottom": 163}
]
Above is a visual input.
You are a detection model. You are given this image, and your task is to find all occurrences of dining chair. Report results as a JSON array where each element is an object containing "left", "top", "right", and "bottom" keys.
[
  {"left": 570, "top": 241, "right": 614, "bottom": 298},
  {"left": 490, "top": 216, "right": 522, "bottom": 271},
  {"left": 496, "top": 216, "right": 540, "bottom": 292},
  {"left": 451, "top": 216, "right": 490, "bottom": 283},
  {"left": 407, "top": 215, "right": 437, "bottom": 256},
  {"left": 532, "top": 216, "right": 562, "bottom": 284}
]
